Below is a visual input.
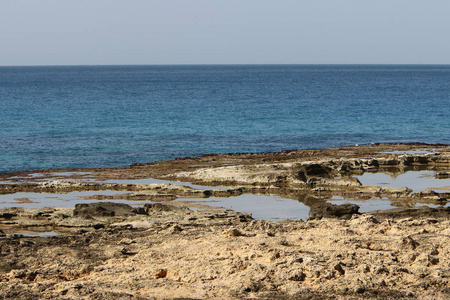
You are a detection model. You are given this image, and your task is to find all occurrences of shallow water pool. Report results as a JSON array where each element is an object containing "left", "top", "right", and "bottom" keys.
[{"left": 355, "top": 170, "right": 450, "bottom": 193}]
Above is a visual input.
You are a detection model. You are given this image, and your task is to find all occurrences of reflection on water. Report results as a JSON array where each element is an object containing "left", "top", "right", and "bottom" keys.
[
  {"left": 0, "top": 172, "right": 230, "bottom": 190},
  {"left": 0, "top": 191, "right": 132, "bottom": 209},
  {"left": 329, "top": 198, "right": 401, "bottom": 212},
  {"left": 102, "top": 178, "right": 230, "bottom": 190},
  {"left": 1, "top": 170, "right": 448, "bottom": 221},
  {"left": 356, "top": 171, "right": 450, "bottom": 193},
  {"left": 383, "top": 149, "right": 435, "bottom": 155},
  {"left": 12, "top": 231, "right": 60, "bottom": 237},
  {"left": 0, "top": 190, "right": 311, "bottom": 221},
  {"left": 329, "top": 198, "right": 449, "bottom": 212},
  {"left": 178, "top": 194, "right": 310, "bottom": 221}
]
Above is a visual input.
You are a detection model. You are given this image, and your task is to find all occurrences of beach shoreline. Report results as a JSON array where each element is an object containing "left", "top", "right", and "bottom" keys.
[{"left": 1, "top": 142, "right": 450, "bottom": 299}]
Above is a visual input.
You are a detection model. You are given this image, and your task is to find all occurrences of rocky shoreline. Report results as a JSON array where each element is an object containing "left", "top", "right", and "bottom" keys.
[{"left": 0, "top": 143, "right": 449, "bottom": 299}]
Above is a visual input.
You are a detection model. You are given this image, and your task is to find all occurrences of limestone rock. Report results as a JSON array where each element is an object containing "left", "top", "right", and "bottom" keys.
[
  {"left": 73, "top": 202, "right": 135, "bottom": 218},
  {"left": 308, "top": 203, "right": 360, "bottom": 220}
]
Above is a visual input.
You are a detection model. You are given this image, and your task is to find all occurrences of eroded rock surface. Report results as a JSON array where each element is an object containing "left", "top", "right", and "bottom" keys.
[
  {"left": 1, "top": 205, "right": 450, "bottom": 299},
  {"left": 0, "top": 143, "right": 449, "bottom": 299}
]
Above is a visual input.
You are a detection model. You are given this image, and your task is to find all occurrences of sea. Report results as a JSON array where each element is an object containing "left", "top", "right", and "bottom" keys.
[{"left": 1, "top": 65, "right": 449, "bottom": 174}]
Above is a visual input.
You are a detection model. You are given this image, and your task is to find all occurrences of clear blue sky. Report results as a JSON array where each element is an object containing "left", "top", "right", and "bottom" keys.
[{"left": 1, "top": 0, "right": 449, "bottom": 65}]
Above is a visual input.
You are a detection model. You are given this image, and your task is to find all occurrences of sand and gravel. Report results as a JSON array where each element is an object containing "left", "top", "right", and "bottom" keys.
[{"left": 0, "top": 143, "right": 449, "bottom": 299}]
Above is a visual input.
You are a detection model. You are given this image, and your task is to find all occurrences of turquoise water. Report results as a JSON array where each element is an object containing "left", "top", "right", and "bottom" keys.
[{"left": 1, "top": 65, "right": 449, "bottom": 173}]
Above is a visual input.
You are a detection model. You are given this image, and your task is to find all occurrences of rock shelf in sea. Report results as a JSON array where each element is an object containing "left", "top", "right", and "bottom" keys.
[{"left": 0, "top": 143, "right": 449, "bottom": 299}]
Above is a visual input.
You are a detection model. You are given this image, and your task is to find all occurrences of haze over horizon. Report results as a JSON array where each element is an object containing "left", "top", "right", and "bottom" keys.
[{"left": 1, "top": 0, "right": 450, "bottom": 66}]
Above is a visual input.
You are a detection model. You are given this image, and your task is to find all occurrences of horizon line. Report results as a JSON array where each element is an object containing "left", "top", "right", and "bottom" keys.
[{"left": 1, "top": 63, "right": 450, "bottom": 68}]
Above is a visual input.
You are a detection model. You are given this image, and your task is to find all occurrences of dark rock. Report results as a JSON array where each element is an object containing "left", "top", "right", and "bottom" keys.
[
  {"left": 436, "top": 171, "right": 450, "bottom": 178},
  {"left": 368, "top": 206, "right": 450, "bottom": 220},
  {"left": 402, "top": 236, "right": 419, "bottom": 250},
  {"left": 367, "top": 159, "right": 379, "bottom": 167},
  {"left": 73, "top": 202, "right": 135, "bottom": 218},
  {"left": 154, "top": 268, "right": 167, "bottom": 279},
  {"left": 308, "top": 203, "right": 360, "bottom": 220},
  {"left": 143, "top": 203, "right": 187, "bottom": 213},
  {"left": 93, "top": 224, "right": 105, "bottom": 229},
  {"left": 132, "top": 207, "right": 148, "bottom": 215},
  {"left": 402, "top": 156, "right": 414, "bottom": 165},
  {"left": 334, "top": 263, "right": 345, "bottom": 275},
  {"left": 288, "top": 270, "right": 306, "bottom": 281},
  {"left": 296, "top": 164, "right": 333, "bottom": 182},
  {"left": 0, "top": 213, "right": 16, "bottom": 219},
  {"left": 414, "top": 156, "right": 429, "bottom": 164}
]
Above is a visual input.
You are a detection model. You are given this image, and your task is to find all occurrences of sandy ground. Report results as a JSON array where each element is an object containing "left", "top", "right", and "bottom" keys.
[{"left": 0, "top": 143, "right": 449, "bottom": 299}]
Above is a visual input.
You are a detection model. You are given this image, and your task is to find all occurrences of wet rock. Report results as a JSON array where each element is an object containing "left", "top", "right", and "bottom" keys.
[
  {"left": 143, "top": 203, "right": 187, "bottom": 213},
  {"left": 93, "top": 223, "right": 105, "bottom": 229},
  {"left": 296, "top": 164, "right": 333, "bottom": 182},
  {"left": 308, "top": 203, "right": 360, "bottom": 220},
  {"left": 380, "top": 186, "right": 412, "bottom": 196},
  {"left": 211, "top": 188, "right": 244, "bottom": 197},
  {"left": 0, "top": 213, "right": 17, "bottom": 219},
  {"left": 369, "top": 206, "right": 450, "bottom": 220},
  {"left": 73, "top": 202, "right": 135, "bottom": 218},
  {"left": 131, "top": 207, "right": 148, "bottom": 215},
  {"left": 436, "top": 171, "right": 450, "bottom": 178}
]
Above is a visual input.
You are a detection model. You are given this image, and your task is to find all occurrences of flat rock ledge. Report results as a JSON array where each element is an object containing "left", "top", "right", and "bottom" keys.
[
  {"left": 1, "top": 203, "right": 450, "bottom": 299},
  {"left": 0, "top": 143, "right": 449, "bottom": 299}
]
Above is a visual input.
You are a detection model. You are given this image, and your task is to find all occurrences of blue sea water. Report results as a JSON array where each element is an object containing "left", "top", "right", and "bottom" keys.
[{"left": 0, "top": 65, "right": 449, "bottom": 173}]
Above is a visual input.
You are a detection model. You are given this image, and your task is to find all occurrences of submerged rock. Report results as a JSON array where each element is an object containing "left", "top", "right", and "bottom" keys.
[
  {"left": 368, "top": 206, "right": 450, "bottom": 220},
  {"left": 308, "top": 202, "right": 360, "bottom": 220},
  {"left": 73, "top": 202, "right": 135, "bottom": 218}
]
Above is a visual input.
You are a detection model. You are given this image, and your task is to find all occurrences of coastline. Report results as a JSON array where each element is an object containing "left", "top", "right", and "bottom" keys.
[{"left": 1, "top": 142, "right": 450, "bottom": 299}]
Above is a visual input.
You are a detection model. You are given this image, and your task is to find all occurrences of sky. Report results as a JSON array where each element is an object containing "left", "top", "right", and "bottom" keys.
[{"left": 1, "top": 0, "right": 450, "bottom": 66}]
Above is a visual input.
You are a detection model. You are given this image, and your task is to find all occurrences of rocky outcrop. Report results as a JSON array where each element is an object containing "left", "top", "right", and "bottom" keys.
[
  {"left": 1, "top": 208, "right": 450, "bottom": 299},
  {"left": 0, "top": 144, "right": 450, "bottom": 299},
  {"left": 308, "top": 202, "right": 360, "bottom": 220},
  {"left": 368, "top": 206, "right": 450, "bottom": 220},
  {"left": 73, "top": 202, "right": 135, "bottom": 218}
]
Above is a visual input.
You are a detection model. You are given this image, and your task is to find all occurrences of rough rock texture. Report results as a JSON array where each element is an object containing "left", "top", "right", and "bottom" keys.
[
  {"left": 1, "top": 208, "right": 450, "bottom": 299},
  {"left": 73, "top": 202, "right": 135, "bottom": 218},
  {"left": 308, "top": 202, "right": 360, "bottom": 220},
  {"left": 0, "top": 143, "right": 449, "bottom": 299}
]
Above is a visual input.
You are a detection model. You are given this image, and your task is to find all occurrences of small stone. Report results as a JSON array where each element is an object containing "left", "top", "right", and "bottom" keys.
[
  {"left": 288, "top": 270, "right": 306, "bottom": 281},
  {"left": 402, "top": 236, "right": 419, "bottom": 250},
  {"left": 334, "top": 263, "right": 345, "bottom": 275},
  {"left": 0, "top": 213, "right": 16, "bottom": 219},
  {"left": 266, "top": 231, "right": 275, "bottom": 237},
  {"left": 170, "top": 224, "right": 183, "bottom": 233},
  {"left": 226, "top": 228, "right": 243, "bottom": 237},
  {"left": 271, "top": 252, "right": 281, "bottom": 260},
  {"left": 93, "top": 223, "right": 105, "bottom": 230},
  {"left": 279, "top": 239, "right": 289, "bottom": 246},
  {"left": 430, "top": 248, "right": 439, "bottom": 256},
  {"left": 154, "top": 268, "right": 167, "bottom": 279},
  {"left": 118, "top": 238, "right": 134, "bottom": 245}
]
